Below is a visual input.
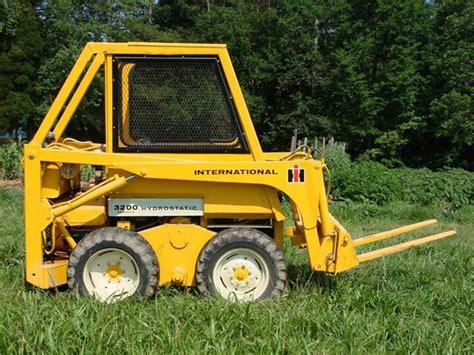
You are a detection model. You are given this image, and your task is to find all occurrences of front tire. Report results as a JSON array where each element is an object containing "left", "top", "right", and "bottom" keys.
[
  {"left": 196, "top": 228, "right": 287, "bottom": 301},
  {"left": 68, "top": 227, "right": 159, "bottom": 303}
]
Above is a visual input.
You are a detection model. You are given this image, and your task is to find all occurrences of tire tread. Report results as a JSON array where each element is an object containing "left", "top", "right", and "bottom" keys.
[
  {"left": 196, "top": 228, "right": 287, "bottom": 300},
  {"left": 67, "top": 227, "right": 158, "bottom": 299}
]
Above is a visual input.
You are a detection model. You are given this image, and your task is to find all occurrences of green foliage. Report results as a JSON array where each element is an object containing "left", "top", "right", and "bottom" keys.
[
  {"left": 327, "top": 157, "right": 474, "bottom": 212},
  {"left": 80, "top": 164, "right": 94, "bottom": 183},
  {"left": 317, "top": 142, "right": 352, "bottom": 199},
  {"left": 0, "top": 0, "right": 472, "bottom": 169},
  {"left": 318, "top": 142, "right": 351, "bottom": 169},
  {"left": 0, "top": 0, "right": 43, "bottom": 135},
  {"left": 396, "top": 167, "right": 474, "bottom": 212},
  {"left": 321, "top": 141, "right": 473, "bottom": 211},
  {"left": 0, "top": 141, "right": 22, "bottom": 180},
  {"left": 420, "top": 0, "right": 474, "bottom": 169},
  {"left": 332, "top": 160, "right": 404, "bottom": 205}
]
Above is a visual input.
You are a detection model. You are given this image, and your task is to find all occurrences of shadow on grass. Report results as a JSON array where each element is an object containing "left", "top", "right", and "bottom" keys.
[
  {"left": 25, "top": 280, "right": 69, "bottom": 294},
  {"left": 286, "top": 263, "right": 337, "bottom": 294},
  {"left": 24, "top": 264, "right": 338, "bottom": 299}
]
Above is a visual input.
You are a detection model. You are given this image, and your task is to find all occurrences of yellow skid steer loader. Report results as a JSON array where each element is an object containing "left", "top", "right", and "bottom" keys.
[{"left": 23, "top": 43, "right": 456, "bottom": 302}]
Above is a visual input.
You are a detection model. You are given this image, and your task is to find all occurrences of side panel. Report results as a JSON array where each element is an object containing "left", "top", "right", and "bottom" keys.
[
  {"left": 110, "top": 175, "right": 278, "bottom": 219},
  {"left": 139, "top": 224, "right": 216, "bottom": 286}
]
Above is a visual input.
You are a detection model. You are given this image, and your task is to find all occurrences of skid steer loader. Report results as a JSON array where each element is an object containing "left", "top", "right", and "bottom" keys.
[{"left": 23, "top": 42, "right": 456, "bottom": 302}]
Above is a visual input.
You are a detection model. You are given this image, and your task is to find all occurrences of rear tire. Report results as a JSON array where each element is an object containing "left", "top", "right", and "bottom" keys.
[
  {"left": 196, "top": 228, "right": 287, "bottom": 301},
  {"left": 68, "top": 227, "right": 158, "bottom": 303}
]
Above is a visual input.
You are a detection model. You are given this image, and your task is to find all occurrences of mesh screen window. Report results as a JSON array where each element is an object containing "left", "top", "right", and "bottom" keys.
[{"left": 113, "top": 56, "right": 247, "bottom": 152}]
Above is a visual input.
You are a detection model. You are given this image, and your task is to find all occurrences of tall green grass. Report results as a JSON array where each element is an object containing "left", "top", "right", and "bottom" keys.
[
  {"left": 0, "top": 187, "right": 472, "bottom": 353},
  {"left": 0, "top": 141, "right": 23, "bottom": 181}
]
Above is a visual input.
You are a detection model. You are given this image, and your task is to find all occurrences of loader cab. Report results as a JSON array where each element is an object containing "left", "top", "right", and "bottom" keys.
[
  {"left": 106, "top": 47, "right": 264, "bottom": 160},
  {"left": 113, "top": 56, "right": 248, "bottom": 154}
]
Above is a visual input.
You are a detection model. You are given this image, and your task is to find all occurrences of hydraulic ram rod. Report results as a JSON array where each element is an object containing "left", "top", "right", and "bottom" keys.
[{"left": 50, "top": 175, "right": 134, "bottom": 217}]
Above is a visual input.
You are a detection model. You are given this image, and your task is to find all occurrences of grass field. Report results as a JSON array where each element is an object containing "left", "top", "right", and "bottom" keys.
[{"left": 0, "top": 187, "right": 472, "bottom": 353}]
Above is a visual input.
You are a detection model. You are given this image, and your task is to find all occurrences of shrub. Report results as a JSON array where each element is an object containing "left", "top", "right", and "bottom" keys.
[
  {"left": 318, "top": 142, "right": 352, "bottom": 173},
  {"left": 330, "top": 160, "right": 403, "bottom": 204},
  {"left": 317, "top": 142, "right": 352, "bottom": 200},
  {"left": 326, "top": 154, "right": 473, "bottom": 212},
  {"left": 396, "top": 167, "right": 474, "bottom": 212},
  {"left": 0, "top": 141, "right": 23, "bottom": 181}
]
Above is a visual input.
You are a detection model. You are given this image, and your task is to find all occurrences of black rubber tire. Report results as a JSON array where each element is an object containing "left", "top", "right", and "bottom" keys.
[
  {"left": 196, "top": 228, "right": 287, "bottom": 300},
  {"left": 68, "top": 227, "right": 159, "bottom": 301}
]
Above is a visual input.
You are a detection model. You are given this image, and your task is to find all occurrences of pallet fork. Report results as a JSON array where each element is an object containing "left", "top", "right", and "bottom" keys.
[{"left": 354, "top": 220, "right": 456, "bottom": 264}]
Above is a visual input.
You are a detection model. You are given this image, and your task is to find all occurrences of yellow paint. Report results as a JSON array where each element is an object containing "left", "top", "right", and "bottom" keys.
[
  {"left": 109, "top": 175, "right": 279, "bottom": 219},
  {"left": 56, "top": 221, "right": 77, "bottom": 249},
  {"left": 117, "top": 220, "right": 132, "bottom": 230},
  {"left": 24, "top": 42, "right": 456, "bottom": 290},
  {"left": 106, "top": 263, "right": 123, "bottom": 280},
  {"left": 139, "top": 224, "right": 215, "bottom": 286},
  {"left": 357, "top": 230, "right": 456, "bottom": 263},
  {"left": 41, "top": 163, "right": 71, "bottom": 198},
  {"left": 62, "top": 198, "right": 106, "bottom": 227},
  {"left": 233, "top": 266, "right": 250, "bottom": 282},
  {"left": 171, "top": 268, "right": 185, "bottom": 284},
  {"left": 353, "top": 219, "right": 438, "bottom": 247},
  {"left": 50, "top": 175, "right": 127, "bottom": 218},
  {"left": 42, "top": 260, "right": 68, "bottom": 289},
  {"left": 119, "top": 63, "right": 135, "bottom": 147}
]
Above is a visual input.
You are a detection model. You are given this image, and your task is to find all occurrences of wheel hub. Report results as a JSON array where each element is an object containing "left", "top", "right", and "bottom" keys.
[
  {"left": 233, "top": 266, "right": 250, "bottom": 282},
  {"left": 105, "top": 263, "right": 123, "bottom": 281}
]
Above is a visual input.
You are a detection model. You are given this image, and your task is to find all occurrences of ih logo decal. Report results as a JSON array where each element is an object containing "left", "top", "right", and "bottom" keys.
[{"left": 288, "top": 164, "right": 305, "bottom": 183}]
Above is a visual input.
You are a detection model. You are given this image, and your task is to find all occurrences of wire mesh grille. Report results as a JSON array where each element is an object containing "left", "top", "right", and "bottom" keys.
[{"left": 114, "top": 57, "right": 245, "bottom": 151}]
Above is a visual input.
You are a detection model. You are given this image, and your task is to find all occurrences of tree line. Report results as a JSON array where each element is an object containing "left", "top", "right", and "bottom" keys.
[{"left": 0, "top": 0, "right": 472, "bottom": 169}]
